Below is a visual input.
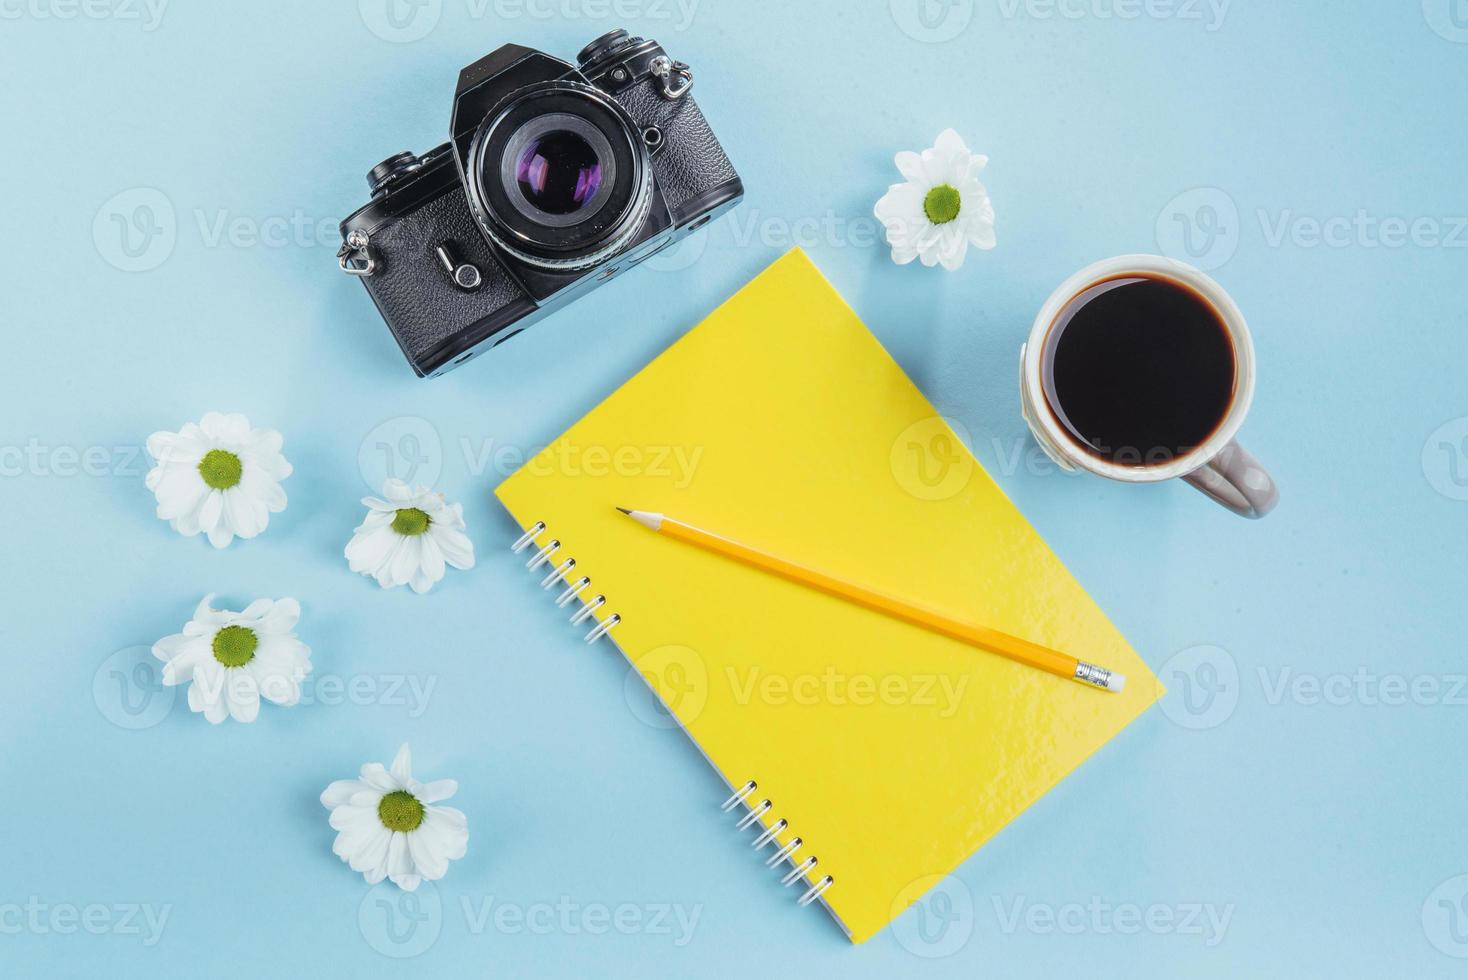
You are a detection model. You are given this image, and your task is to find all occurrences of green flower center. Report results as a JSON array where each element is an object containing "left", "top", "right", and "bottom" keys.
[
  {"left": 392, "top": 508, "right": 431, "bottom": 536},
  {"left": 923, "top": 183, "right": 962, "bottom": 225},
  {"left": 378, "top": 790, "right": 425, "bottom": 832},
  {"left": 212, "top": 626, "right": 258, "bottom": 668},
  {"left": 198, "top": 449, "right": 243, "bottom": 490}
]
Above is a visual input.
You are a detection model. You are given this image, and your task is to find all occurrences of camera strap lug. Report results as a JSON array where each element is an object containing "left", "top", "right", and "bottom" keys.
[
  {"left": 338, "top": 229, "right": 378, "bottom": 276},
  {"left": 649, "top": 55, "right": 693, "bottom": 99}
]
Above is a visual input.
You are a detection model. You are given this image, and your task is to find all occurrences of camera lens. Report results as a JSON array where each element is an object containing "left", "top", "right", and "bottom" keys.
[
  {"left": 513, "top": 130, "right": 603, "bottom": 216},
  {"left": 465, "top": 81, "right": 653, "bottom": 271},
  {"left": 496, "top": 113, "right": 618, "bottom": 230}
]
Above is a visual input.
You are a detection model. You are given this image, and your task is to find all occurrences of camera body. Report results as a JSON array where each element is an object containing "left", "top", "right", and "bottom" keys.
[{"left": 338, "top": 30, "right": 743, "bottom": 378}]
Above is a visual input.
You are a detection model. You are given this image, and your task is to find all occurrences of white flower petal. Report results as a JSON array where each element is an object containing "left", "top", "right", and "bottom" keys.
[
  {"left": 382, "top": 480, "right": 414, "bottom": 504},
  {"left": 198, "top": 490, "right": 223, "bottom": 531},
  {"left": 407, "top": 831, "right": 449, "bottom": 881},
  {"left": 894, "top": 150, "right": 924, "bottom": 182},
  {"left": 172, "top": 499, "right": 205, "bottom": 537},
  {"left": 389, "top": 745, "right": 413, "bottom": 784},
  {"left": 373, "top": 539, "right": 406, "bottom": 589},
  {"left": 222, "top": 487, "right": 262, "bottom": 539},
  {"left": 187, "top": 679, "right": 206, "bottom": 713},
  {"left": 351, "top": 827, "right": 392, "bottom": 876},
  {"left": 158, "top": 641, "right": 209, "bottom": 686},
  {"left": 425, "top": 807, "right": 469, "bottom": 859},
  {"left": 256, "top": 597, "right": 301, "bottom": 635},
  {"left": 216, "top": 413, "right": 252, "bottom": 443},
  {"left": 244, "top": 427, "right": 283, "bottom": 457},
  {"left": 416, "top": 779, "right": 457, "bottom": 804},
  {"left": 358, "top": 763, "right": 397, "bottom": 793},
  {"left": 330, "top": 801, "right": 376, "bottom": 833},
  {"left": 387, "top": 832, "right": 412, "bottom": 879},
  {"left": 939, "top": 239, "right": 968, "bottom": 271},
  {"left": 414, "top": 535, "right": 446, "bottom": 583},
  {"left": 430, "top": 525, "right": 475, "bottom": 571},
  {"left": 152, "top": 632, "right": 191, "bottom": 662},
  {"left": 346, "top": 525, "right": 396, "bottom": 570},
  {"left": 349, "top": 789, "right": 385, "bottom": 809},
  {"left": 225, "top": 675, "right": 261, "bottom": 723},
  {"left": 322, "top": 779, "right": 370, "bottom": 810},
  {"left": 153, "top": 468, "right": 209, "bottom": 519},
  {"left": 389, "top": 534, "right": 422, "bottom": 586}
]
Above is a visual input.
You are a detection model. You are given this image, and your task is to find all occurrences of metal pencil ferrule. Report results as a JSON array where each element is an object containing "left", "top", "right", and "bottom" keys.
[{"left": 1074, "top": 661, "right": 1112, "bottom": 689}]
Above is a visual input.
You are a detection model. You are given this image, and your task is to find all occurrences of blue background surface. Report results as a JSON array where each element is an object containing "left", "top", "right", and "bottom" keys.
[{"left": 3, "top": 1, "right": 1467, "bottom": 976}]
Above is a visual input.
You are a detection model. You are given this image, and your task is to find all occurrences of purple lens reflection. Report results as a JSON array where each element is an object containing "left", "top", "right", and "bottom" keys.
[{"left": 514, "top": 130, "right": 603, "bottom": 216}]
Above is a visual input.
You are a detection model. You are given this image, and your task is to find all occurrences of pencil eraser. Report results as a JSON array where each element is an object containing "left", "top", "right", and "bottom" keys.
[{"left": 1107, "top": 672, "right": 1127, "bottom": 692}]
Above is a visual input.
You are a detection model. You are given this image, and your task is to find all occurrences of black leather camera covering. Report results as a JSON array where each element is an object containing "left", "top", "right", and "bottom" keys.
[
  {"left": 360, "top": 185, "right": 533, "bottom": 371},
  {"left": 617, "top": 83, "right": 738, "bottom": 221}
]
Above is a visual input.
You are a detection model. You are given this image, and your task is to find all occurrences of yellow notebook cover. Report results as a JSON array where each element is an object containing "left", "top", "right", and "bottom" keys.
[{"left": 495, "top": 248, "right": 1161, "bottom": 943}]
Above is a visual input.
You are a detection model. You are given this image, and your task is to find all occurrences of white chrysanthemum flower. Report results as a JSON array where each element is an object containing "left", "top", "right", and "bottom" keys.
[
  {"left": 346, "top": 479, "right": 475, "bottom": 594},
  {"left": 321, "top": 745, "right": 469, "bottom": 891},
  {"left": 151, "top": 594, "right": 313, "bottom": 725},
  {"left": 145, "top": 412, "right": 292, "bottom": 549},
  {"left": 874, "top": 128, "right": 996, "bottom": 271}
]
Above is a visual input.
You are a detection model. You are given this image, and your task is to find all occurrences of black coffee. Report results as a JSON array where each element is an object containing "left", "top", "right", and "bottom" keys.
[{"left": 1041, "top": 274, "right": 1236, "bottom": 467}]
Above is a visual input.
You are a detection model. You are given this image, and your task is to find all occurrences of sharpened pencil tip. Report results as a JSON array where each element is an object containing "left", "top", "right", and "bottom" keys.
[{"left": 616, "top": 507, "right": 631, "bottom": 515}]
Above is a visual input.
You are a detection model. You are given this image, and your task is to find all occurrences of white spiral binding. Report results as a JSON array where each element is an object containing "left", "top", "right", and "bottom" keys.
[
  {"left": 515, "top": 526, "right": 835, "bottom": 907},
  {"left": 511, "top": 521, "right": 620, "bottom": 643},
  {"left": 721, "top": 779, "right": 834, "bottom": 908}
]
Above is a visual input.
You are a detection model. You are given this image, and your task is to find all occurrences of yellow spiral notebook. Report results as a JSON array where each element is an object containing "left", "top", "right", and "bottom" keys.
[{"left": 496, "top": 248, "right": 1162, "bottom": 943}]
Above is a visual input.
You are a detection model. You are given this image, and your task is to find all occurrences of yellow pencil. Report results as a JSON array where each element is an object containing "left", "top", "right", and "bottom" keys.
[{"left": 617, "top": 508, "right": 1125, "bottom": 693}]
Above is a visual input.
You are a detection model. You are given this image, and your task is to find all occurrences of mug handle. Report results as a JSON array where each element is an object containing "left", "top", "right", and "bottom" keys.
[{"left": 1182, "top": 440, "right": 1279, "bottom": 519}]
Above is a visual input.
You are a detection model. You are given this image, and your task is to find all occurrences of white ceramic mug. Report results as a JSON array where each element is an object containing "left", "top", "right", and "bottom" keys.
[{"left": 1020, "top": 254, "right": 1278, "bottom": 519}]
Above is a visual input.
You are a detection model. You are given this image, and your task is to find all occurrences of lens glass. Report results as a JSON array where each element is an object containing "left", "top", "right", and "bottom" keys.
[{"left": 514, "top": 130, "right": 603, "bottom": 216}]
